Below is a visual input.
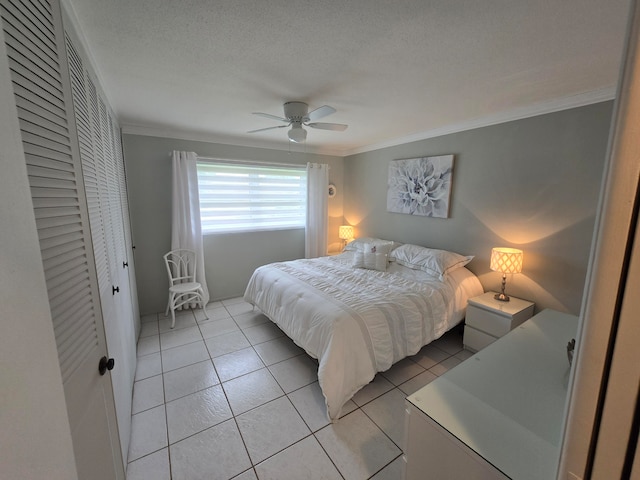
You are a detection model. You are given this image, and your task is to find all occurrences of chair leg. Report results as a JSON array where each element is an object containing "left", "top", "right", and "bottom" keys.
[
  {"left": 170, "top": 305, "right": 176, "bottom": 329},
  {"left": 195, "top": 288, "right": 208, "bottom": 320},
  {"left": 200, "top": 296, "right": 209, "bottom": 321},
  {"left": 166, "top": 292, "right": 176, "bottom": 328}
]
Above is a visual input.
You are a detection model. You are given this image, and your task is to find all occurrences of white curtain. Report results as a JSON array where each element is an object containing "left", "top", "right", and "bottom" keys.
[
  {"left": 305, "top": 163, "right": 329, "bottom": 258},
  {"left": 171, "top": 151, "right": 210, "bottom": 305}
]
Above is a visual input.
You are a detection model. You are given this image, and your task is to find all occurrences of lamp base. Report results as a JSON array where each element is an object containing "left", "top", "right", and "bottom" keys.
[
  {"left": 494, "top": 292, "right": 510, "bottom": 302},
  {"left": 495, "top": 273, "right": 510, "bottom": 301}
]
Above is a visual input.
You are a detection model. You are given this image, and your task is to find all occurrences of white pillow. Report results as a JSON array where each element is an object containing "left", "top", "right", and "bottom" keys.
[
  {"left": 344, "top": 237, "right": 399, "bottom": 253},
  {"left": 352, "top": 243, "right": 388, "bottom": 272},
  {"left": 389, "top": 244, "right": 473, "bottom": 279}
]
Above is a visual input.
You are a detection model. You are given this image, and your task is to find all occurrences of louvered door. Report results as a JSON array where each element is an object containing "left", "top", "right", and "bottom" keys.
[
  {"left": 105, "top": 105, "right": 138, "bottom": 464},
  {"left": 0, "top": 0, "right": 123, "bottom": 478},
  {"left": 65, "top": 29, "right": 137, "bottom": 463},
  {"left": 113, "top": 103, "right": 140, "bottom": 323}
]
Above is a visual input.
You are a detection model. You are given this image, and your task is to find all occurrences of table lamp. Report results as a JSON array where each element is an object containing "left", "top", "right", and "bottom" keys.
[
  {"left": 490, "top": 247, "right": 523, "bottom": 302},
  {"left": 338, "top": 225, "right": 354, "bottom": 247}
]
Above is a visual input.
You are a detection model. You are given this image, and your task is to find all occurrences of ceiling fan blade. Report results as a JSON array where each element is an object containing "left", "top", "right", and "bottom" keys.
[
  {"left": 306, "top": 105, "right": 336, "bottom": 122},
  {"left": 252, "top": 112, "right": 289, "bottom": 122},
  {"left": 247, "top": 125, "right": 288, "bottom": 133},
  {"left": 306, "top": 122, "right": 348, "bottom": 131}
]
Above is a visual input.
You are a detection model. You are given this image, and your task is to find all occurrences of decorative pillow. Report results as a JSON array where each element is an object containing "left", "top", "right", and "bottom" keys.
[
  {"left": 343, "top": 237, "right": 399, "bottom": 253},
  {"left": 389, "top": 244, "right": 473, "bottom": 279},
  {"left": 352, "top": 243, "right": 388, "bottom": 272}
]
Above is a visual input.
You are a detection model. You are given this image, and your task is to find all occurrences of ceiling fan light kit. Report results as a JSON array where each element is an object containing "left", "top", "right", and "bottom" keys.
[
  {"left": 288, "top": 124, "right": 307, "bottom": 143},
  {"left": 249, "top": 101, "right": 348, "bottom": 142}
]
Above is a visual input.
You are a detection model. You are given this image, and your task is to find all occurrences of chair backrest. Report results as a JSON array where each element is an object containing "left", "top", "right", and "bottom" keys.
[{"left": 163, "top": 249, "right": 197, "bottom": 286}]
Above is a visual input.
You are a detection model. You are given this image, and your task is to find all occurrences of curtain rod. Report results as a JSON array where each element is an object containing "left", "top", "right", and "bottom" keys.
[
  {"left": 167, "top": 152, "right": 329, "bottom": 170},
  {"left": 197, "top": 156, "right": 301, "bottom": 168}
]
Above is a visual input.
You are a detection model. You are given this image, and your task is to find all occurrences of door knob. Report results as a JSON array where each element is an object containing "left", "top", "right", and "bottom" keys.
[
  {"left": 98, "top": 356, "right": 115, "bottom": 375},
  {"left": 112, "top": 285, "right": 119, "bottom": 295}
]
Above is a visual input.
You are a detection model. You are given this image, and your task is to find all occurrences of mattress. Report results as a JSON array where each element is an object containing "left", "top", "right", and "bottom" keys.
[{"left": 244, "top": 251, "right": 483, "bottom": 420}]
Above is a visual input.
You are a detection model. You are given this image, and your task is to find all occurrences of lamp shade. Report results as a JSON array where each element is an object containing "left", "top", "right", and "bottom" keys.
[
  {"left": 490, "top": 247, "right": 523, "bottom": 274},
  {"left": 338, "top": 225, "right": 354, "bottom": 240}
]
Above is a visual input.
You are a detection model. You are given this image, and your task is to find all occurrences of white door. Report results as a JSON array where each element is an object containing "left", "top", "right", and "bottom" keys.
[
  {"left": 65, "top": 31, "right": 137, "bottom": 462},
  {"left": 98, "top": 95, "right": 137, "bottom": 462},
  {"left": 0, "top": 31, "right": 78, "bottom": 480},
  {"left": 0, "top": 0, "right": 124, "bottom": 478}
]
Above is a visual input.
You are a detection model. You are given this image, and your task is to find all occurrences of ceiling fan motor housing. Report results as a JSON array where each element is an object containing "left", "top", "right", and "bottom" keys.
[{"left": 284, "top": 101, "right": 309, "bottom": 122}]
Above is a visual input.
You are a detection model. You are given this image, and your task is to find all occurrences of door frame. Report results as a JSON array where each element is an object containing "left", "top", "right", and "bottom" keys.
[{"left": 558, "top": 0, "right": 640, "bottom": 477}]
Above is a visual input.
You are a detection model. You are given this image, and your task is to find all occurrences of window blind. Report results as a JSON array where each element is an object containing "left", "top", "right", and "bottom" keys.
[{"left": 197, "top": 161, "right": 307, "bottom": 234}]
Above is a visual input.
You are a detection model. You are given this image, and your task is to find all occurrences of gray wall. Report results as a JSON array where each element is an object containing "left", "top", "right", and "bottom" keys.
[
  {"left": 124, "top": 102, "right": 612, "bottom": 316},
  {"left": 344, "top": 102, "right": 613, "bottom": 314},
  {"left": 123, "top": 135, "right": 344, "bottom": 314}
]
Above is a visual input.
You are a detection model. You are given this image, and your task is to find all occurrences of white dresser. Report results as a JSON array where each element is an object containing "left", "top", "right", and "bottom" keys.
[{"left": 404, "top": 309, "right": 578, "bottom": 480}]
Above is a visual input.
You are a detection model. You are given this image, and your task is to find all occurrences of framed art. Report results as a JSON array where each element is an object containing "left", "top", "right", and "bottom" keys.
[{"left": 387, "top": 154, "right": 454, "bottom": 218}]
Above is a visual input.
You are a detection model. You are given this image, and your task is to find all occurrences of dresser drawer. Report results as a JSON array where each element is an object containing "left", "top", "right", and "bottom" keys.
[
  {"left": 466, "top": 304, "right": 513, "bottom": 337},
  {"left": 463, "top": 325, "right": 496, "bottom": 352}
]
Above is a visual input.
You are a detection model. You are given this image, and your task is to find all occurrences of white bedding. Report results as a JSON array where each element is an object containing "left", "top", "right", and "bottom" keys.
[{"left": 243, "top": 251, "right": 483, "bottom": 420}]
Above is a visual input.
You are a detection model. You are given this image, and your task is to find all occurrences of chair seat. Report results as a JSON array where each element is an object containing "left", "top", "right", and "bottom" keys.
[{"left": 169, "top": 282, "right": 202, "bottom": 294}]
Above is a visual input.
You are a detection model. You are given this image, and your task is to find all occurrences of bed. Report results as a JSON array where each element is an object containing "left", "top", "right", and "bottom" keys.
[{"left": 243, "top": 238, "right": 484, "bottom": 421}]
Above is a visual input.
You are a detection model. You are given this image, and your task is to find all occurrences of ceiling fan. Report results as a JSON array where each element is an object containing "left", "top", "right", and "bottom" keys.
[{"left": 248, "top": 101, "right": 348, "bottom": 143}]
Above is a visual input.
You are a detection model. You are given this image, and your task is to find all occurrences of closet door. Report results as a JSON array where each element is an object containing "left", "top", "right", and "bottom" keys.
[
  {"left": 113, "top": 105, "right": 140, "bottom": 325},
  {"left": 94, "top": 79, "right": 137, "bottom": 463},
  {"left": 65, "top": 30, "right": 137, "bottom": 463},
  {"left": 0, "top": 0, "right": 123, "bottom": 478},
  {"left": 107, "top": 106, "right": 139, "bottom": 461}
]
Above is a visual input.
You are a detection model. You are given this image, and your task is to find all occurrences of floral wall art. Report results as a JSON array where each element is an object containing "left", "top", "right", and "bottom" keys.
[{"left": 386, "top": 155, "right": 454, "bottom": 218}]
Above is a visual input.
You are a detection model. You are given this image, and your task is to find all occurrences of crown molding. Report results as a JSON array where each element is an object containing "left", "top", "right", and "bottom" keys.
[
  {"left": 120, "top": 124, "right": 346, "bottom": 157},
  {"left": 122, "top": 87, "right": 616, "bottom": 158},
  {"left": 342, "top": 86, "right": 617, "bottom": 157}
]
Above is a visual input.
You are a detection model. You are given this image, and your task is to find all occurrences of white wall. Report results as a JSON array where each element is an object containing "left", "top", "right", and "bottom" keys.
[
  {"left": 123, "top": 134, "right": 344, "bottom": 314},
  {"left": 344, "top": 102, "right": 614, "bottom": 314},
  {"left": 0, "top": 38, "right": 78, "bottom": 480}
]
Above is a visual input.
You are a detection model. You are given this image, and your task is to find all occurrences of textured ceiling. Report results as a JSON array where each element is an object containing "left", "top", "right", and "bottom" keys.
[{"left": 64, "top": 0, "right": 631, "bottom": 156}]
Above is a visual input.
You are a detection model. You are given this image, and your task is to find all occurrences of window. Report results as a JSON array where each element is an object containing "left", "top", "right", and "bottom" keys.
[{"left": 197, "top": 161, "right": 307, "bottom": 234}]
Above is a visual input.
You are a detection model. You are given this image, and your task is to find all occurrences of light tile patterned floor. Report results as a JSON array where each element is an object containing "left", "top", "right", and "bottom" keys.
[{"left": 126, "top": 297, "right": 473, "bottom": 480}]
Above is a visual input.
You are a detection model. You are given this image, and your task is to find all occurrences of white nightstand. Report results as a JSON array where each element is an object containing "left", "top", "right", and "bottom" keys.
[{"left": 464, "top": 291, "right": 534, "bottom": 352}]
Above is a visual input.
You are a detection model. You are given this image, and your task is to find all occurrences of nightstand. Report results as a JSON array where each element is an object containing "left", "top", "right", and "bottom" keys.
[{"left": 464, "top": 291, "right": 534, "bottom": 352}]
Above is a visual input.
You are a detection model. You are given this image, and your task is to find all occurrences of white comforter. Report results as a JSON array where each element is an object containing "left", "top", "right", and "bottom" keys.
[{"left": 244, "top": 252, "right": 482, "bottom": 420}]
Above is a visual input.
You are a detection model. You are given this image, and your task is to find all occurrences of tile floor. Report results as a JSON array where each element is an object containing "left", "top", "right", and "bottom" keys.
[{"left": 126, "top": 297, "right": 473, "bottom": 480}]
